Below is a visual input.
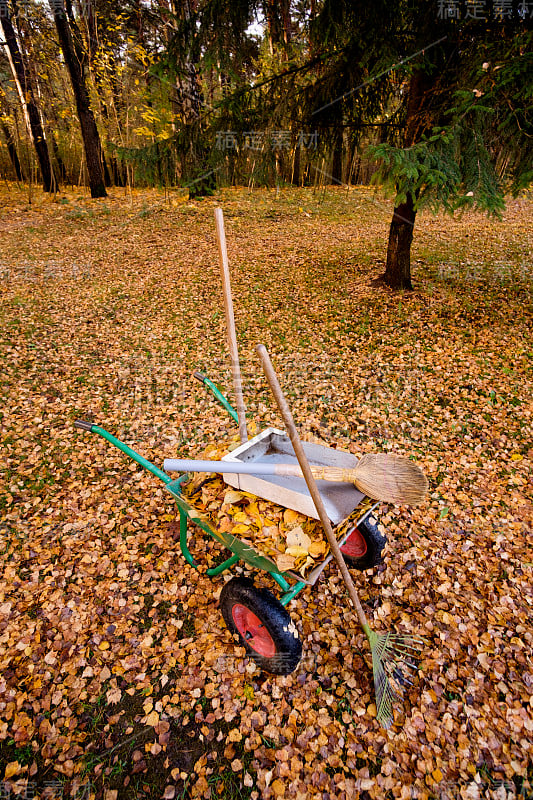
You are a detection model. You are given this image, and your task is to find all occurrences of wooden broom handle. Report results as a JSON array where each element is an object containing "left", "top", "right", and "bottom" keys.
[
  {"left": 256, "top": 344, "right": 369, "bottom": 630},
  {"left": 215, "top": 208, "right": 248, "bottom": 443}
]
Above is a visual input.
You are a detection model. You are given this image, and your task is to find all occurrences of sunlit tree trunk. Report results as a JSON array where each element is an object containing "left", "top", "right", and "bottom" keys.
[{"left": 265, "top": 0, "right": 291, "bottom": 54}]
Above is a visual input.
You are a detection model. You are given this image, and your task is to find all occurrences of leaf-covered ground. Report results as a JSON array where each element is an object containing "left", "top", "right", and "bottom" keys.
[{"left": 0, "top": 185, "right": 531, "bottom": 800}]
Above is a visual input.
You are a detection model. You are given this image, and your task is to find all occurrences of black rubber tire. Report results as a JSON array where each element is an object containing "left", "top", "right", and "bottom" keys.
[
  {"left": 340, "top": 513, "right": 387, "bottom": 570},
  {"left": 219, "top": 577, "right": 302, "bottom": 675}
]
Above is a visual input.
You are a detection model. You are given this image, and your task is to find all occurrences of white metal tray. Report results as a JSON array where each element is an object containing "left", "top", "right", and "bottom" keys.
[{"left": 221, "top": 427, "right": 366, "bottom": 525}]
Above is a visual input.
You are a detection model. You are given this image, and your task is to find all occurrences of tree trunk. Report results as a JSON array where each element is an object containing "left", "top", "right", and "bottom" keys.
[
  {"left": 383, "top": 68, "right": 429, "bottom": 290},
  {"left": 280, "top": 0, "right": 291, "bottom": 45},
  {"left": 50, "top": 0, "right": 106, "bottom": 198},
  {"left": 0, "top": 120, "right": 24, "bottom": 181},
  {"left": 0, "top": 0, "right": 55, "bottom": 190},
  {"left": 292, "top": 141, "right": 300, "bottom": 186},
  {"left": 331, "top": 127, "right": 343, "bottom": 185},
  {"left": 49, "top": 130, "right": 68, "bottom": 183},
  {"left": 169, "top": 0, "right": 213, "bottom": 198},
  {"left": 383, "top": 193, "right": 416, "bottom": 290}
]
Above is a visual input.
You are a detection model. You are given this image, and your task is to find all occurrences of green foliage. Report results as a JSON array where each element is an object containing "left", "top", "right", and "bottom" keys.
[
  {"left": 1, "top": 0, "right": 530, "bottom": 209},
  {"left": 112, "top": 139, "right": 177, "bottom": 187},
  {"left": 369, "top": 113, "right": 505, "bottom": 217},
  {"left": 454, "top": 32, "right": 533, "bottom": 195}
]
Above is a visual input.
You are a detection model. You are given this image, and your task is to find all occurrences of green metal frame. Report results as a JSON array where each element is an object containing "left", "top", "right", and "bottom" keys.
[
  {"left": 195, "top": 373, "right": 239, "bottom": 424},
  {"left": 77, "top": 381, "right": 309, "bottom": 606}
]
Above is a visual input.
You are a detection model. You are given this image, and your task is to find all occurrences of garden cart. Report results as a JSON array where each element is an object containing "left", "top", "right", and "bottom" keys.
[
  {"left": 73, "top": 379, "right": 386, "bottom": 678},
  {"left": 73, "top": 210, "right": 425, "bottom": 726}
]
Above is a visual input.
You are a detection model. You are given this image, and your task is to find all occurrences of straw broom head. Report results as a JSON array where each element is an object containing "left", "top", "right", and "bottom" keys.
[{"left": 349, "top": 453, "right": 428, "bottom": 505}]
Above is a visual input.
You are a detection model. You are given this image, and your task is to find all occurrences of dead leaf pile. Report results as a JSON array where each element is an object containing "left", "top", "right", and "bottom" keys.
[{"left": 181, "top": 440, "right": 373, "bottom": 577}]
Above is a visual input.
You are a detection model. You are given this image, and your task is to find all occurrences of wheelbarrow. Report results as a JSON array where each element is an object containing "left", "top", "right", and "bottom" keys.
[{"left": 74, "top": 376, "right": 387, "bottom": 677}]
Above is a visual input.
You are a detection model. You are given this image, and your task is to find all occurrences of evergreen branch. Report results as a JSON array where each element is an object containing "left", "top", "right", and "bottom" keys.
[{"left": 312, "top": 36, "right": 448, "bottom": 116}]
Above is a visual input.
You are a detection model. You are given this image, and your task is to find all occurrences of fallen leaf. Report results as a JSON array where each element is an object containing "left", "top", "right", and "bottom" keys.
[
  {"left": 106, "top": 688, "right": 122, "bottom": 705},
  {"left": 275, "top": 554, "right": 296, "bottom": 572},
  {"left": 4, "top": 762, "right": 21, "bottom": 780}
]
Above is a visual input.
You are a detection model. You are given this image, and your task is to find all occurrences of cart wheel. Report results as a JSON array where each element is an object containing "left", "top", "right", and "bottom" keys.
[
  {"left": 219, "top": 577, "right": 302, "bottom": 675},
  {"left": 340, "top": 513, "right": 387, "bottom": 570}
]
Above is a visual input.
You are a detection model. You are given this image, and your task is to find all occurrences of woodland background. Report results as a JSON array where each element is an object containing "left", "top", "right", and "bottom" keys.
[{"left": 0, "top": 0, "right": 531, "bottom": 286}]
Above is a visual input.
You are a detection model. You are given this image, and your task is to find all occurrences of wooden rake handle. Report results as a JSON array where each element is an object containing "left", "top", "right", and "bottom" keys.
[
  {"left": 215, "top": 207, "right": 248, "bottom": 443},
  {"left": 256, "top": 344, "right": 369, "bottom": 630}
]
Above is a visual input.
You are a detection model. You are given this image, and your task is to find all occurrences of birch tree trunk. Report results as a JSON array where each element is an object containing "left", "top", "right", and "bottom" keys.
[{"left": 0, "top": 0, "right": 55, "bottom": 190}]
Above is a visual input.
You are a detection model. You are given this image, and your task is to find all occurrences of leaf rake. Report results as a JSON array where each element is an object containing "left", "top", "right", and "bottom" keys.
[
  {"left": 257, "top": 343, "right": 425, "bottom": 728},
  {"left": 366, "top": 629, "right": 425, "bottom": 726}
]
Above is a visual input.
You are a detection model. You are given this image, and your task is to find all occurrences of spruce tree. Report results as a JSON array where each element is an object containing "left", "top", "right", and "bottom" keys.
[{"left": 286, "top": 0, "right": 532, "bottom": 289}]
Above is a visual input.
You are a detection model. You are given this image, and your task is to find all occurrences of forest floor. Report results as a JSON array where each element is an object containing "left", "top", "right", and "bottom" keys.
[{"left": 0, "top": 184, "right": 532, "bottom": 800}]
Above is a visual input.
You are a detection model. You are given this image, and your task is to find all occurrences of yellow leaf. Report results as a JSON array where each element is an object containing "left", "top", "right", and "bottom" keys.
[
  {"left": 286, "top": 546, "right": 309, "bottom": 558},
  {"left": 309, "top": 541, "right": 327, "bottom": 558},
  {"left": 224, "top": 490, "right": 244, "bottom": 505},
  {"left": 432, "top": 768, "right": 443, "bottom": 782},
  {"left": 99, "top": 641, "right": 110, "bottom": 651},
  {"left": 511, "top": 453, "right": 522, "bottom": 461},
  {"left": 286, "top": 525, "right": 312, "bottom": 551},
  {"left": 284, "top": 508, "right": 303, "bottom": 526},
  {"left": 233, "top": 512, "right": 249, "bottom": 524},
  {"left": 231, "top": 524, "right": 250, "bottom": 534},
  {"left": 4, "top": 762, "right": 21, "bottom": 779}
]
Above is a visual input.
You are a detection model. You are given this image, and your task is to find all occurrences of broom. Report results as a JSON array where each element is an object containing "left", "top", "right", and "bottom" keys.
[
  {"left": 256, "top": 344, "right": 424, "bottom": 728},
  {"left": 163, "top": 453, "right": 427, "bottom": 505}
]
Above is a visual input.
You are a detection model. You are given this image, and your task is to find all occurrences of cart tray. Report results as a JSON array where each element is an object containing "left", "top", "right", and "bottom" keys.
[{"left": 221, "top": 428, "right": 365, "bottom": 526}]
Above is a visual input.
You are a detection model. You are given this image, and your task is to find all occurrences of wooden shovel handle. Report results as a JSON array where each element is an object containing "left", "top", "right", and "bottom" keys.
[
  {"left": 215, "top": 208, "right": 248, "bottom": 443},
  {"left": 256, "top": 344, "right": 369, "bottom": 629}
]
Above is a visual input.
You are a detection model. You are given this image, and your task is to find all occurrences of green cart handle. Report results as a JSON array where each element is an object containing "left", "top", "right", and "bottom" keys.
[
  {"left": 193, "top": 372, "right": 239, "bottom": 425},
  {"left": 73, "top": 418, "right": 307, "bottom": 600},
  {"left": 74, "top": 419, "right": 171, "bottom": 485}
]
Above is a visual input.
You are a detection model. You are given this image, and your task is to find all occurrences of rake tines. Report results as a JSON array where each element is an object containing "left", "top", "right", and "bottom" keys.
[{"left": 366, "top": 630, "right": 425, "bottom": 728}]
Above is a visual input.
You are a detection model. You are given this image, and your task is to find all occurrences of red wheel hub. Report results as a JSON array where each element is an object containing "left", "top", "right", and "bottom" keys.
[
  {"left": 341, "top": 526, "right": 368, "bottom": 559},
  {"left": 232, "top": 604, "right": 276, "bottom": 657}
]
